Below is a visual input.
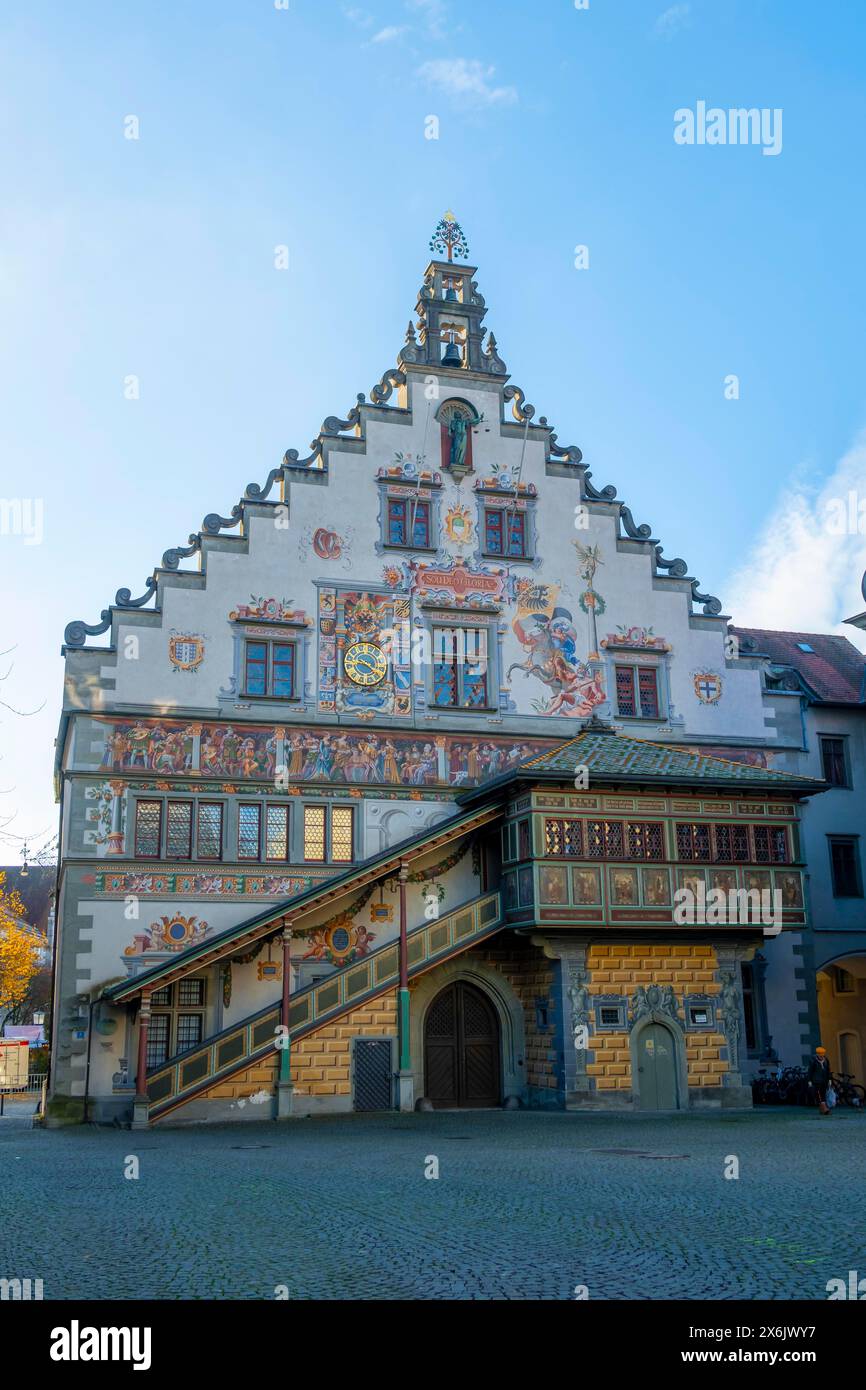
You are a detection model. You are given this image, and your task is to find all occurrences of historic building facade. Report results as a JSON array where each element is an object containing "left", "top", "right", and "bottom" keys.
[
  {"left": 49, "top": 215, "right": 829, "bottom": 1126},
  {"left": 730, "top": 626, "right": 866, "bottom": 1082}
]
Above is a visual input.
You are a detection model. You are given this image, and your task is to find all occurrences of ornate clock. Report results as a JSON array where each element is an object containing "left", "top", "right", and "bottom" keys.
[{"left": 343, "top": 641, "right": 387, "bottom": 687}]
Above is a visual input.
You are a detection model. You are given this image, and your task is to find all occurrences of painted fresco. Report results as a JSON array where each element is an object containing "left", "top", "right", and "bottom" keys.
[
  {"left": 684, "top": 745, "right": 773, "bottom": 768},
  {"left": 318, "top": 587, "right": 411, "bottom": 716},
  {"left": 97, "top": 718, "right": 554, "bottom": 789},
  {"left": 200, "top": 726, "right": 278, "bottom": 778},
  {"left": 88, "top": 869, "right": 315, "bottom": 898},
  {"left": 101, "top": 720, "right": 194, "bottom": 772},
  {"left": 509, "top": 572, "right": 606, "bottom": 718}
]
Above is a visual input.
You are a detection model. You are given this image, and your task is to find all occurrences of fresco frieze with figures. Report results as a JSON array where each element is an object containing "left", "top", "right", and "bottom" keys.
[{"left": 97, "top": 717, "right": 554, "bottom": 788}]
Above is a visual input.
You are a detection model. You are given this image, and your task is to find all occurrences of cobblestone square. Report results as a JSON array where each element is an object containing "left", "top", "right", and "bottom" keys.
[{"left": 2, "top": 1108, "right": 864, "bottom": 1300}]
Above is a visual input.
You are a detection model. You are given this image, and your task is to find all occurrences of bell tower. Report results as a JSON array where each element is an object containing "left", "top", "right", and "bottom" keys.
[{"left": 398, "top": 212, "right": 508, "bottom": 379}]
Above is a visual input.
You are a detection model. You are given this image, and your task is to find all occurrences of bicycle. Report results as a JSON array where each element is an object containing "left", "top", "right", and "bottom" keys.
[
  {"left": 777, "top": 1065, "right": 809, "bottom": 1106},
  {"left": 752, "top": 1066, "right": 784, "bottom": 1105},
  {"left": 830, "top": 1072, "right": 866, "bottom": 1108}
]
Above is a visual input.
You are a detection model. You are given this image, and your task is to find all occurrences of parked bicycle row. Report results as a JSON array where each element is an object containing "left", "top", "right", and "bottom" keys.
[{"left": 752, "top": 1064, "right": 865, "bottom": 1108}]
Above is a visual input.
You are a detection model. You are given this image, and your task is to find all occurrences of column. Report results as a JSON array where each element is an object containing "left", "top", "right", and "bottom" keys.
[
  {"left": 395, "top": 863, "right": 414, "bottom": 1111},
  {"left": 107, "top": 781, "right": 125, "bottom": 854},
  {"left": 131, "top": 992, "right": 151, "bottom": 1130},
  {"left": 276, "top": 924, "right": 295, "bottom": 1119}
]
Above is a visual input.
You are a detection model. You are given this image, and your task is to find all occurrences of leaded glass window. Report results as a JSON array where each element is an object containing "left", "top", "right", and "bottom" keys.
[
  {"left": 266, "top": 804, "right": 290, "bottom": 861},
  {"left": 166, "top": 801, "right": 193, "bottom": 859},
  {"left": 331, "top": 807, "right": 354, "bottom": 863},
  {"left": 238, "top": 804, "right": 261, "bottom": 860},
  {"left": 135, "top": 800, "right": 162, "bottom": 858},
  {"left": 197, "top": 802, "right": 223, "bottom": 860},
  {"left": 304, "top": 805, "right": 326, "bottom": 861}
]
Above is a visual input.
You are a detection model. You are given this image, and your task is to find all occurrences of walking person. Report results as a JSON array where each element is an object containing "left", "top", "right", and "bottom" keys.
[{"left": 807, "top": 1045, "right": 833, "bottom": 1115}]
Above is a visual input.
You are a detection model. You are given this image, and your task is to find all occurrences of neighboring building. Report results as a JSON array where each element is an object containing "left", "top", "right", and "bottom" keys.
[
  {"left": 730, "top": 627, "right": 866, "bottom": 1083},
  {"left": 1, "top": 865, "right": 55, "bottom": 962},
  {"left": 49, "top": 217, "right": 828, "bottom": 1127},
  {"left": 0, "top": 865, "right": 54, "bottom": 1032}
]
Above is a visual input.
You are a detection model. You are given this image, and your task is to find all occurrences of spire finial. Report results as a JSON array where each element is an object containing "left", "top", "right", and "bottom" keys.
[{"left": 430, "top": 211, "right": 469, "bottom": 263}]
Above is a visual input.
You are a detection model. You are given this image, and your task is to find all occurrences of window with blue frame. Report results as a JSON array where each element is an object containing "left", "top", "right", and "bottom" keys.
[
  {"left": 243, "top": 640, "right": 296, "bottom": 698},
  {"left": 386, "top": 498, "right": 431, "bottom": 548},
  {"left": 431, "top": 625, "right": 490, "bottom": 709},
  {"left": 484, "top": 507, "right": 526, "bottom": 557}
]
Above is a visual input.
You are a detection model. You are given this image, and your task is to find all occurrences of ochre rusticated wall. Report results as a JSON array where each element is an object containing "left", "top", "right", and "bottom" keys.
[
  {"left": 193, "top": 991, "right": 398, "bottom": 1103},
  {"left": 586, "top": 943, "right": 727, "bottom": 1092}
]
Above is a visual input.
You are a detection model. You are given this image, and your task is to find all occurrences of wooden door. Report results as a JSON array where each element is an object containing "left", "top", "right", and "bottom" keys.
[
  {"left": 636, "top": 1022, "right": 678, "bottom": 1110},
  {"left": 424, "top": 981, "right": 500, "bottom": 1108}
]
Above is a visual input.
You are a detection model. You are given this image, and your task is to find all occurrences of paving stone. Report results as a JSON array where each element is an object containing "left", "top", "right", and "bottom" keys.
[{"left": 0, "top": 1109, "right": 863, "bottom": 1299}]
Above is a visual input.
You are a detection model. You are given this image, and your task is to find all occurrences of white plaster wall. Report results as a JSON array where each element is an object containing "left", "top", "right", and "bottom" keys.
[{"left": 98, "top": 373, "right": 769, "bottom": 742}]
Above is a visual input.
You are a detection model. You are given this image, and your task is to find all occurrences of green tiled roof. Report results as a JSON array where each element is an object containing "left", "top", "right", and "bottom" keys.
[{"left": 515, "top": 728, "right": 823, "bottom": 788}]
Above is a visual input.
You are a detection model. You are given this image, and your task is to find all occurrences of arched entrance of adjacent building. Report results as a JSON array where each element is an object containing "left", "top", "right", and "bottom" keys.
[
  {"left": 424, "top": 980, "right": 501, "bottom": 1108},
  {"left": 634, "top": 1020, "right": 680, "bottom": 1111},
  {"left": 816, "top": 954, "right": 866, "bottom": 1085}
]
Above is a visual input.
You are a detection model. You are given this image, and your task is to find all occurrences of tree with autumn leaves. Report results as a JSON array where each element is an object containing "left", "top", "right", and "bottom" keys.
[{"left": 0, "top": 871, "right": 47, "bottom": 1021}]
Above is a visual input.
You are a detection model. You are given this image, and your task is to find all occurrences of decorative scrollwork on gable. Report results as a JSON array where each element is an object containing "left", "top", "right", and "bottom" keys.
[
  {"left": 244, "top": 468, "right": 282, "bottom": 503},
  {"left": 161, "top": 538, "right": 201, "bottom": 570},
  {"left": 502, "top": 384, "right": 535, "bottom": 422},
  {"left": 654, "top": 547, "right": 689, "bottom": 579},
  {"left": 583, "top": 471, "right": 617, "bottom": 502},
  {"left": 619, "top": 505, "right": 654, "bottom": 541},
  {"left": 369, "top": 369, "right": 406, "bottom": 406}
]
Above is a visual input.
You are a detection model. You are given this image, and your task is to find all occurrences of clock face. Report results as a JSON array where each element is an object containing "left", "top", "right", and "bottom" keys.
[{"left": 343, "top": 641, "right": 387, "bottom": 687}]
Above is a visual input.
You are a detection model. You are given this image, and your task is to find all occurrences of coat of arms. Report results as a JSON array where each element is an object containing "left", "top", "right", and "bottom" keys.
[
  {"left": 443, "top": 503, "right": 473, "bottom": 546},
  {"left": 693, "top": 672, "right": 723, "bottom": 704},
  {"left": 168, "top": 634, "right": 205, "bottom": 672}
]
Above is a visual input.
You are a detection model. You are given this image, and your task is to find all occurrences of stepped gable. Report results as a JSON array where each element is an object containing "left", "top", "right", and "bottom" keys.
[{"left": 63, "top": 212, "right": 724, "bottom": 652}]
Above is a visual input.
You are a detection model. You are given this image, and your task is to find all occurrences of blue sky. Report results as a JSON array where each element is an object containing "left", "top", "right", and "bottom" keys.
[{"left": 2, "top": 0, "right": 865, "bottom": 852}]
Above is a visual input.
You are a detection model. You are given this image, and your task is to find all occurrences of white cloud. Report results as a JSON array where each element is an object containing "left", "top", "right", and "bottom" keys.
[
  {"left": 653, "top": 4, "right": 691, "bottom": 39},
  {"left": 724, "top": 432, "right": 866, "bottom": 649},
  {"left": 370, "top": 25, "right": 408, "bottom": 43},
  {"left": 417, "top": 58, "right": 517, "bottom": 108}
]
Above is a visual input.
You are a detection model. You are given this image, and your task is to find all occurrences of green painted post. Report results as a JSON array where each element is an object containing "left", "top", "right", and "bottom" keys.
[
  {"left": 280, "top": 925, "right": 293, "bottom": 1082},
  {"left": 399, "top": 988, "right": 411, "bottom": 1072}
]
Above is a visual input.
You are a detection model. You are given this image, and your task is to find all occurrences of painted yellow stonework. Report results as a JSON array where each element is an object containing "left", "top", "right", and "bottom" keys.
[
  {"left": 586, "top": 943, "right": 727, "bottom": 1091},
  {"left": 188, "top": 990, "right": 398, "bottom": 1103},
  {"left": 292, "top": 991, "right": 397, "bottom": 1097}
]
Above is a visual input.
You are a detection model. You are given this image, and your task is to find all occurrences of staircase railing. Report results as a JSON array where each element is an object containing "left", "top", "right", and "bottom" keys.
[{"left": 147, "top": 889, "right": 501, "bottom": 1119}]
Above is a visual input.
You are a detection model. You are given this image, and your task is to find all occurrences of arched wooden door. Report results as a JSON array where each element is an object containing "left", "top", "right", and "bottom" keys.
[
  {"left": 636, "top": 1022, "right": 679, "bottom": 1110},
  {"left": 424, "top": 981, "right": 501, "bottom": 1108}
]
